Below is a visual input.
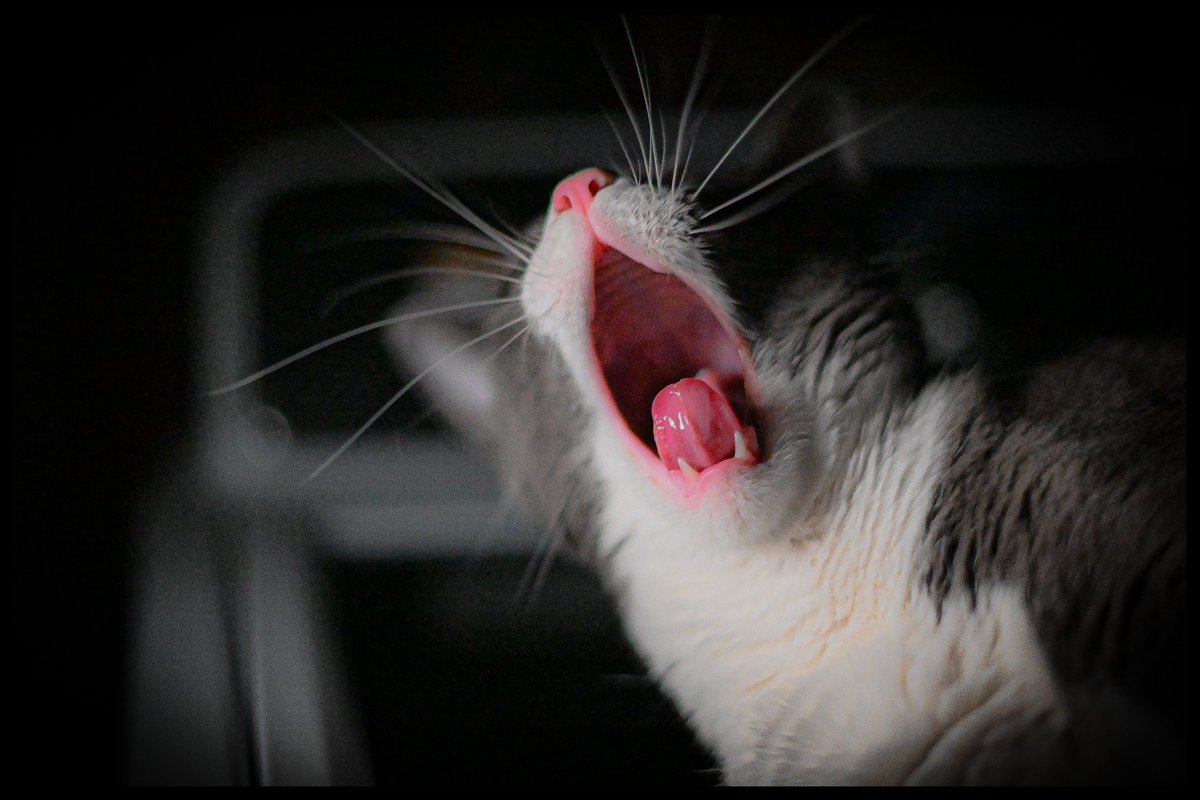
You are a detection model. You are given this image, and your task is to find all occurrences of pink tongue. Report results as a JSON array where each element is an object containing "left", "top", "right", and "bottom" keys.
[{"left": 651, "top": 377, "right": 739, "bottom": 471}]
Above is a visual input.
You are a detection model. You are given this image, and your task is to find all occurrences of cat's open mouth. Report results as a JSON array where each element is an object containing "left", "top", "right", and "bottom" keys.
[{"left": 589, "top": 248, "right": 761, "bottom": 497}]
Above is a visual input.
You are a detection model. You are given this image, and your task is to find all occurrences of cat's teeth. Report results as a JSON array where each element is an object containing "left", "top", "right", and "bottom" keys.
[
  {"left": 734, "top": 430, "right": 750, "bottom": 461},
  {"left": 694, "top": 367, "right": 719, "bottom": 391},
  {"left": 677, "top": 456, "right": 700, "bottom": 481}
]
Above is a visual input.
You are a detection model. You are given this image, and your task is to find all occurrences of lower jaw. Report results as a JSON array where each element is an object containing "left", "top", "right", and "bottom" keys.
[
  {"left": 659, "top": 457, "right": 754, "bottom": 503},
  {"left": 598, "top": 404, "right": 756, "bottom": 506}
]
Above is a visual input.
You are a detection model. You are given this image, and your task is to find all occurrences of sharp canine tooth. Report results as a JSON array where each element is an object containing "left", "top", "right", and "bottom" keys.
[
  {"left": 734, "top": 430, "right": 750, "bottom": 461},
  {"left": 677, "top": 457, "right": 700, "bottom": 480},
  {"left": 694, "top": 368, "right": 719, "bottom": 391}
]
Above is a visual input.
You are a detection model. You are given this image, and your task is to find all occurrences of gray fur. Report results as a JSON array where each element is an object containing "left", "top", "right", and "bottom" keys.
[
  {"left": 922, "top": 341, "right": 1186, "bottom": 735},
  {"left": 486, "top": 304, "right": 605, "bottom": 565},
  {"left": 745, "top": 259, "right": 928, "bottom": 542}
]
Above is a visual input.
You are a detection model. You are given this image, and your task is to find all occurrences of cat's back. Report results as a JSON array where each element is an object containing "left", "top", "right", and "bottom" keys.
[{"left": 920, "top": 337, "right": 1185, "bottom": 782}]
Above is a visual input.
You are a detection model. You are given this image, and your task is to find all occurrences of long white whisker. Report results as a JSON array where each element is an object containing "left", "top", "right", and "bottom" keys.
[
  {"left": 304, "top": 315, "right": 526, "bottom": 482},
  {"left": 605, "top": 112, "right": 640, "bottom": 181},
  {"left": 334, "top": 117, "right": 531, "bottom": 264},
  {"left": 309, "top": 221, "right": 507, "bottom": 255},
  {"left": 692, "top": 16, "right": 868, "bottom": 200},
  {"left": 398, "top": 318, "right": 532, "bottom": 435},
  {"left": 679, "top": 77, "right": 724, "bottom": 190},
  {"left": 483, "top": 322, "right": 531, "bottom": 363},
  {"left": 622, "top": 17, "right": 657, "bottom": 188},
  {"left": 482, "top": 199, "right": 537, "bottom": 253},
  {"left": 509, "top": 232, "right": 536, "bottom": 254},
  {"left": 691, "top": 178, "right": 812, "bottom": 234},
  {"left": 699, "top": 103, "right": 909, "bottom": 222},
  {"left": 321, "top": 223, "right": 529, "bottom": 275},
  {"left": 598, "top": 49, "right": 649, "bottom": 184},
  {"left": 673, "top": 17, "right": 716, "bottom": 195},
  {"left": 437, "top": 184, "right": 531, "bottom": 259},
  {"left": 320, "top": 265, "right": 522, "bottom": 318},
  {"left": 681, "top": 135, "right": 700, "bottom": 193},
  {"left": 392, "top": 317, "right": 531, "bottom": 437},
  {"left": 209, "top": 296, "right": 520, "bottom": 396},
  {"left": 491, "top": 232, "right": 531, "bottom": 261},
  {"left": 680, "top": 107, "right": 710, "bottom": 190},
  {"left": 658, "top": 110, "right": 670, "bottom": 191}
]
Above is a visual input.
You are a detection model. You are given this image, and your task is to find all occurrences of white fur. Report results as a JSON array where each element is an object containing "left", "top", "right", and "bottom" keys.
[
  {"left": 521, "top": 184, "right": 1068, "bottom": 784},
  {"left": 594, "top": 383, "right": 1067, "bottom": 784}
]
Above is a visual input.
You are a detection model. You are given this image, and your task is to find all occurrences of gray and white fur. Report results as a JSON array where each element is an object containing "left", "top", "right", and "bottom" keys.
[
  {"left": 377, "top": 42, "right": 1185, "bottom": 780},
  {"left": 391, "top": 159, "right": 1185, "bottom": 783}
]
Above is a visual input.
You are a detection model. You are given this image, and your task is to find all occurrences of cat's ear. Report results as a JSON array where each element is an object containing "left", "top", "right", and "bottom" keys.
[{"left": 380, "top": 272, "right": 506, "bottom": 442}]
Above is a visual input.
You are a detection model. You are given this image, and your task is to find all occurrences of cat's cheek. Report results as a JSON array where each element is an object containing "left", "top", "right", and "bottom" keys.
[{"left": 521, "top": 210, "right": 598, "bottom": 339}]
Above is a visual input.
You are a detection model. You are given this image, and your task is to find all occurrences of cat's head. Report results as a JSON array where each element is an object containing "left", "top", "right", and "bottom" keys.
[
  {"left": 391, "top": 160, "right": 925, "bottom": 564},
  {"left": 381, "top": 21, "right": 933, "bottom": 565}
]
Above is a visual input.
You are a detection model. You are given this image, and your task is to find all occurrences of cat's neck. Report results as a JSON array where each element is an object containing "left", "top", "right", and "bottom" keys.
[{"left": 594, "top": 376, "right": 1064, "bottom": 783}]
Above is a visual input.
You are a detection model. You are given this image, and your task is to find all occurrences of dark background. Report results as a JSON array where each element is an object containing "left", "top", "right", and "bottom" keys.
[{"left": 14, "top": 15, "right": 1186, "bottom": 783}]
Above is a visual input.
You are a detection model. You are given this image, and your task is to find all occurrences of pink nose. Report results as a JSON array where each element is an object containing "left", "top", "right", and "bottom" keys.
[{"left": 551, "top": 168, "right": 612, "bottom": 215}]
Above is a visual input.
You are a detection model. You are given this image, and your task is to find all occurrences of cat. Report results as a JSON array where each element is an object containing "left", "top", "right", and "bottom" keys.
[
  {"left": 389, "top": 168, "right": 1185, "bottom": 782},
  {"left": 372, "top": 36, "right": 1185, "bottom": 784},
  {"left": 233, "top": 18, "right": 1185, "bottom": 785}
]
